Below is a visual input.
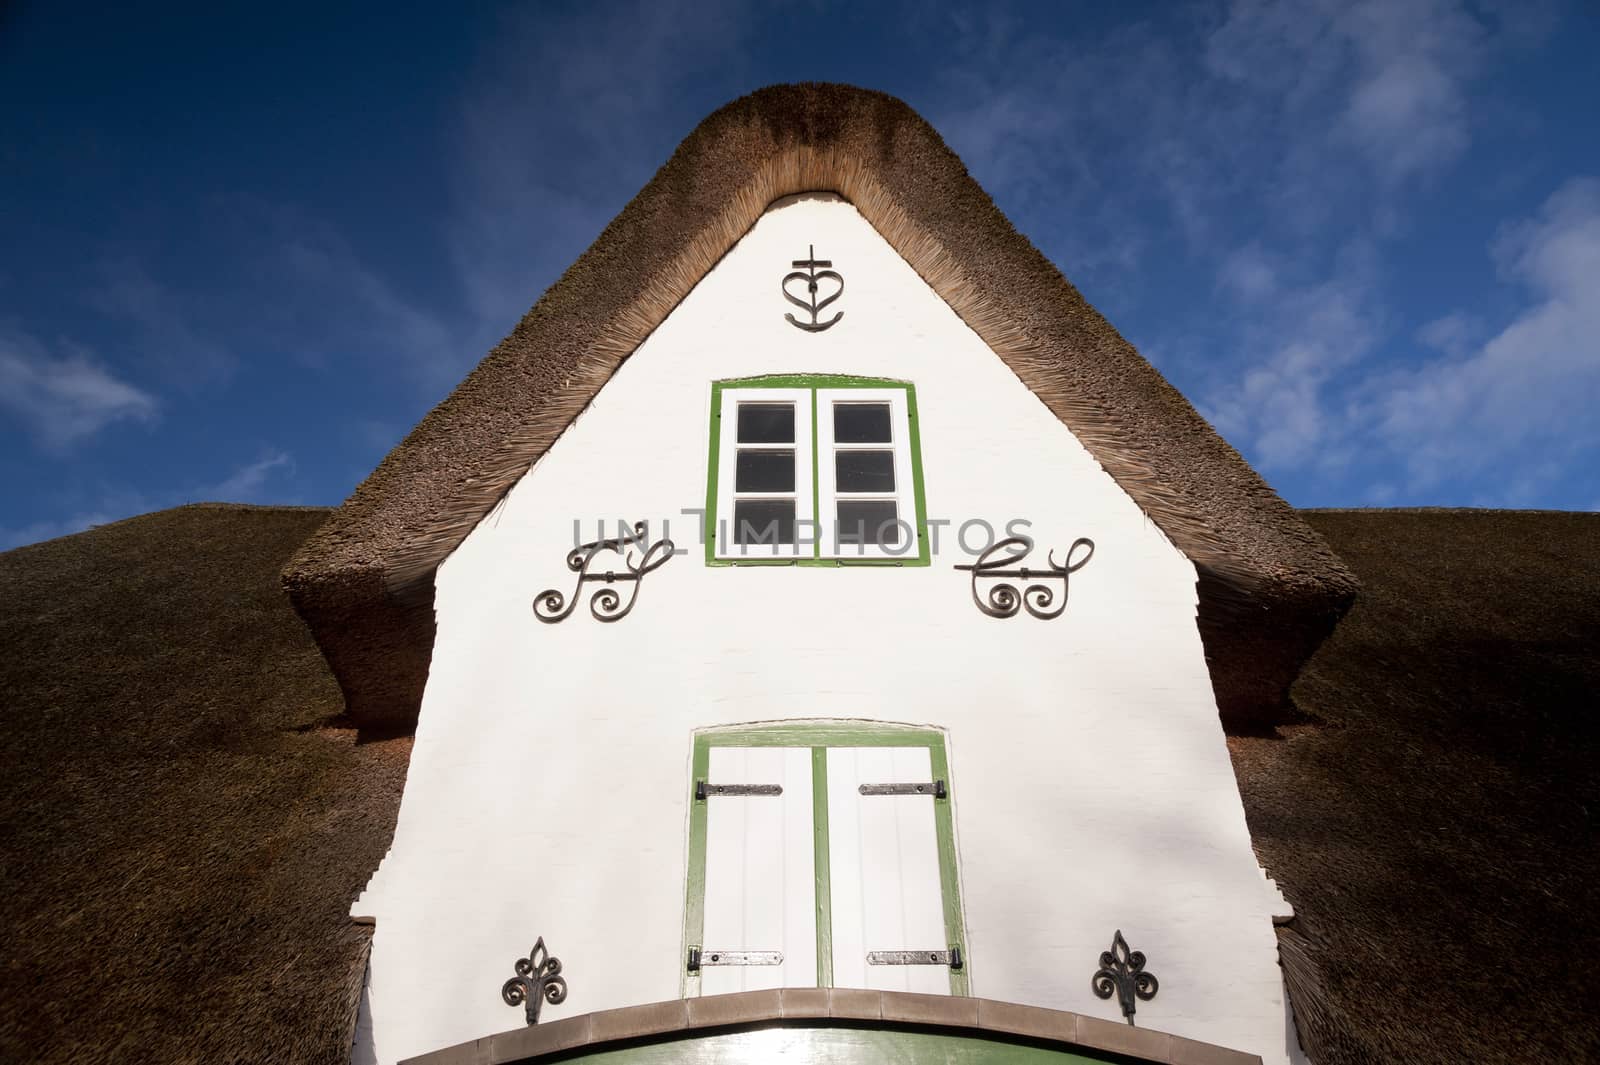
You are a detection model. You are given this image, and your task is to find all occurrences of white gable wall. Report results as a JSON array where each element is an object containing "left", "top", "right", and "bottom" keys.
[{"left": 353, "top": 195, "right": 1299, "bottom": 1064}]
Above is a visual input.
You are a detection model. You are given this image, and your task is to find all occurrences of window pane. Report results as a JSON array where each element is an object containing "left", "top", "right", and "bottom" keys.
[
  {"left": 734, "top": 499, "right": 796, "bottom": 545},
  {"left": 736, "top": 449, "right": 795, "bottom": 492},
  {"left": 737, "top": 403, "right": 795, "bottom": 443},
  {"left": 837, "top": 500, "right": 901, "bottom": 546},
  {"left": 833, "top": 402, "right": 891, "bottom": 443},
  {"left": 834, "top": 450, "right": 895, "bottom": 493}
]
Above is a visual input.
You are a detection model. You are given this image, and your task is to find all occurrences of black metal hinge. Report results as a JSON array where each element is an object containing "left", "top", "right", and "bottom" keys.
[
  {"left": 694, "top": 780, "right": 783, "bottom": 800},
  {"left": 859, "top": 780, "right": 946, "bottom": 798},
  {"left": 687, "top": 946, "right": 783, "bottom": 971},
  {"left": 867, "top": 946, "right": 963, "bottom": 970}
]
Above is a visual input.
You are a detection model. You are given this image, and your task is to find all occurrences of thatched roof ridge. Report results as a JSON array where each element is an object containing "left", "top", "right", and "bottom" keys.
[{"left": 284, "top": 82, "right": 1356, "bottom": 730}]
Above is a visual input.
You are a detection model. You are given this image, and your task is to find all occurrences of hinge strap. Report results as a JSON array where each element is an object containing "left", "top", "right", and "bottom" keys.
[
  {"left": 695, "top": 781, "right": 783, "bottom": 800},
  {"left": 858, "top": 780, "right": 947, "bottom": 798},
  {"left": 867, "top": 946, "right": 963, "bottom": 969},
  {"left": 687, "top": 947, "right": 783, "bottom": 970}
]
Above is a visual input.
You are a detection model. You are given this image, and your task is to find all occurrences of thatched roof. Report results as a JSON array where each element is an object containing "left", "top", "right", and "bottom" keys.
[
  {"left": 0, "top": 505, "right": 410, "bottom": 1065},
  {"left": 283, "top": 82, "right": 1356, "bottom": 733},
  {"left": 5, "top": 504, "right": 1593, "bottom": 1063},
  {"left": 1243, "top": 509, "right": 1600, "bottom": 1064}
]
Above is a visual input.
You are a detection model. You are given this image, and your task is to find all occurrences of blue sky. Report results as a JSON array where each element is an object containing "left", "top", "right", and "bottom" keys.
[{"left": 3, "top": 1, "right": 1597, "bottom": 549}]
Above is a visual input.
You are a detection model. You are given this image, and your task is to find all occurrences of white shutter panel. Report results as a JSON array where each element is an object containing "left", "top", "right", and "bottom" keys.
[
  {"left": 700, "top": 746, "right": 817, "bottom": 993},
  {"left": 826, "top": 747, "right": 950, "bottom": 994}
]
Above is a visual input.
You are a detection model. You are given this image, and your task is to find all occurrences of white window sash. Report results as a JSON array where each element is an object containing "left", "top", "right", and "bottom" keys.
[
  {"left": 714, "top": 388, "right": 814, "bottom": 560},
  {"left": 815, "top": 388, "right": 915, "bottom": 561}
]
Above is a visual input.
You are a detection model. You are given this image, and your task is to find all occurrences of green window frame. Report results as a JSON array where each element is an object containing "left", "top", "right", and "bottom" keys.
[
  {"left": 704, "top": 374, "right": 931, "bottom": 566},
  {"left": 681, "top": 721, "right": 969, "bottom": 996}
]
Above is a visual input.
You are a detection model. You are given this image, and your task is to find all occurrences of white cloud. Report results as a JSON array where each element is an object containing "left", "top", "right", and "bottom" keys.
[
  {"left": 906, "top": 1, "right": 1580, "bottom": 506},
  {"left": 1206, "top": 0, "right": 1491, "bottom": 186},
  {"left": 1343, "top": 53, "right": 1467, "bottom": 180},
  {"left": 1203, "top": 270, "right": 1380, "bottom": 471},
  {"left": 0, "top": 481, "right": 154, "bottom": 552},
  {"left": 1369, "top": 177, "right": 1600, "bottom": 489},
  {"left": 0, "top": 328, "right": 158, "bottom": 450},
  {"left": 0, "top": 510, "right": 123, "bottom": 552},
  {"left": 1216, "top": 245, "right": 1286, "bottom": 302},
  {"left": 1415, "top": 312, "right": 1482, "bottom": 357},
  {"left": 1334, "top": 0, "right": 1486, "bottom": 183},
  {"left": 1493, "top": 176, "right": 1600, "bottom": 295},
  {"left": 1, "top": 446, "right": 301, "bottom": 552},
  {"left": 89, "top": 259, "right": 234, "bottom": 387},
  {"left": 1209, "top": 176, "right": 1600, "bottom": 500},
  {"left": 446, "top": 1, "right": 755, "bottom": 337},
  {"left": 921, "top": 0, "right": 1545, "bottom": 301},
  {"left": 269, "top": 220, "right": 463, "bottom": 392},
  {"left": 212, "top": 450, "right": 295, "bottom": 503}
]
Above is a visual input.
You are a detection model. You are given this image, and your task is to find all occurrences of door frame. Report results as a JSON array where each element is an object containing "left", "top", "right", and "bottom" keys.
[{"left": 682, "top": 720, "right": 969, "bottom": 996}]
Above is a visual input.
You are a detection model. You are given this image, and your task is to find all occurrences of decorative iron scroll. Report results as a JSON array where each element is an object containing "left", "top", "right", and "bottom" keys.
[
  {"left": 953, "top": 535, "right": 1094, "bottom": 619},
  {"left": 782, "top": 244, "right": 844, "bottom": 332},
  {"left": 1092, "top": 929, "right": 1158, "bottom": 1026},
  {"left": 533, "top": 521, "right": 674, "bottom": 624},
  {"left": 502, "top": 937, "right": 567, "bottom": 1026}
]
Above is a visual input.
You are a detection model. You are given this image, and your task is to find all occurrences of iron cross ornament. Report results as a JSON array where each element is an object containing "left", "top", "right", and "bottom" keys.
[{"left": 782, "top": 245, "right": 844, "bottom": 331}]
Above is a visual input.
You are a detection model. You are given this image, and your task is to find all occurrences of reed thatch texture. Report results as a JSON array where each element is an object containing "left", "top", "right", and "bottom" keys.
[
  {"left": 0, "top": 505, "right": 410, "bottom": 1065},
  {"left": 283, "top": 83, "right": 1356, "bottom": 731},
  {"left": 1234, "top": 508, "right": 1600, "bottom": 1064}
]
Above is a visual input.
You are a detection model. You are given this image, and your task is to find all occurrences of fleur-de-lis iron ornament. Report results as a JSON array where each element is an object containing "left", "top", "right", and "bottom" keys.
[
  {"left": 1092, "top": 930, "right": 1158, "bottom": 1026},
  {"left": 533, "top": 521, "right": 674, "bottom": 624},
  {"left": 501, "top": 937, "right": 568, "bottom": 1026},
  {"left": 782, "top": 245, "right": 844, "bottom": 331},
  {"left": 954, "top": 535, "right": 1094, "bottom": 619}
]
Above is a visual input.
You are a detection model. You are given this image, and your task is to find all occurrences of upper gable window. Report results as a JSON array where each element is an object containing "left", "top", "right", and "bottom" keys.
[{"left": 707, "top": 376, "right": 929, "bottom": 565}]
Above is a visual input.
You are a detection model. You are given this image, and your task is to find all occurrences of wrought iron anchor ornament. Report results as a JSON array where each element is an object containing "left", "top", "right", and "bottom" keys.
[
  {"left": 1092, "top": 929, "right": 1158, "bottom": 1025},
  {"left": 502, "top": 937, "right": 568, "bottom": 1026},
  {"left": 954, "top": 535, "right": 1095, "bottom": 619},
  {"left": 533, "top": 521, "right": 674, "bottom": 624},
  {"left": 782, "top": 244, "right": 844, "bottom": 332}
]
